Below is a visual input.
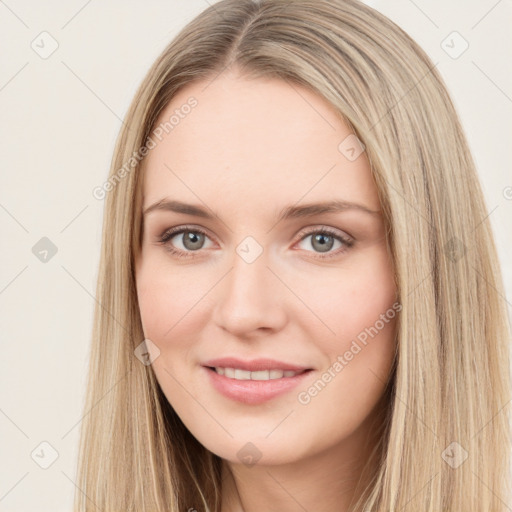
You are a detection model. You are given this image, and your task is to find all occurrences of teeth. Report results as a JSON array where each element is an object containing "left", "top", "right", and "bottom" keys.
[
  {"left": 214, "top": 367, "right": 303, "bottom": 380},
  {"left": 234, "top": 369, "right": 251, "bottom": 380}
]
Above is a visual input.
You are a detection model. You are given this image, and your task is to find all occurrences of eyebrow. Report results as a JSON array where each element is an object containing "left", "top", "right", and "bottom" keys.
[{"left": 142, "top": 198, "right": 381, "bottom": 222}]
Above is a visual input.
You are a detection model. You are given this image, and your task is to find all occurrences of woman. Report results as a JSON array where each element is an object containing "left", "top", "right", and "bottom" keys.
[{"left": 75, "top": 0, "right": 512, "bottom": 510}]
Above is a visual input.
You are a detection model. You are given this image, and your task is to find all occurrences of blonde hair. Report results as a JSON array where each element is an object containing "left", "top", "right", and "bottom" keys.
[{"left": 75, "top": 0, "right": 512, "bottom": 510}]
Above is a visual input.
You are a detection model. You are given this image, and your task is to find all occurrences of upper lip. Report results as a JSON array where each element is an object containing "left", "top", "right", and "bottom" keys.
[{"left": 202, "top": 357, "right": 312, "bottom": 372}]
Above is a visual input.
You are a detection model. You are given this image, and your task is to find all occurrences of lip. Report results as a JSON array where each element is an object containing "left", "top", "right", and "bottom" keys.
[
  {"left": 202, "top": 357, "right": 312, "bottom": 372},
  {"left": 202, "top": 365, "right": 314, "bottom": 405}
]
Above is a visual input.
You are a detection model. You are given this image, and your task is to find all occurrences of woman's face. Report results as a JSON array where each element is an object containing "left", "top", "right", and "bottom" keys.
[{"left": 135, "top": 70, "right": 398, "bottom": 466}]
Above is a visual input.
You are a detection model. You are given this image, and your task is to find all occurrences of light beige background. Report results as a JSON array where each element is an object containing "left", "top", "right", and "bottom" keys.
[{"left": 0, "top": 0, "right": 510, "bottom": 510}]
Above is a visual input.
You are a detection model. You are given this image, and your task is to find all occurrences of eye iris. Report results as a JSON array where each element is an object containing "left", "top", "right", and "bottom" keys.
[
  {"left": 312, "top": 233, "right": 334, "bottom": 253},
  {"left": 183, "top": 231, "right": 204, "bottom": 250}
]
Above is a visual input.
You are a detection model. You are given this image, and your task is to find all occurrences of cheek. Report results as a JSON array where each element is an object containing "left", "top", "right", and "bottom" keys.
[
  {"left": 293, "top": 246, "right": 397, "bottom": 403},
  {"left": 135, "top": 261, "right": 209, "bottom": 403},
  {"left": 135, "top": 253, "right": 210, "bottom": 343},
  {"left": 293, "top": 246, "right": 397, "bottom": 347},
  {"left": 136, "top": 274, "right": 170, "bottom": 341}
]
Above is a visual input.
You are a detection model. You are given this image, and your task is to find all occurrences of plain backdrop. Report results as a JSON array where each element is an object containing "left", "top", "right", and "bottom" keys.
[{"left": 0, "top": 1, "right": 511, "bottom": 510}]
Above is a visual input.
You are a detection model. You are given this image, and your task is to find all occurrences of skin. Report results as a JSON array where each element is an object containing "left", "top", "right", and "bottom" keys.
[{"left": 135, "top": 68, "right": 398, "bottom": 512}]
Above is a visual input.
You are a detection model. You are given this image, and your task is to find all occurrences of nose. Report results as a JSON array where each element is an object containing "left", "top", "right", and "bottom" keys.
[{"left": 212, "top": 247, "right": 288, "bottom": 337}]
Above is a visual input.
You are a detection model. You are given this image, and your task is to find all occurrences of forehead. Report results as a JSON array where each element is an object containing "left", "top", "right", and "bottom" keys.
[{"left": 141, "top": 70, "right": 380, "bottom": 212}]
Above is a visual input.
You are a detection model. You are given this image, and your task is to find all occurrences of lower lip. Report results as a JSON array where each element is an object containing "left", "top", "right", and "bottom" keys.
[{"left": 203, "top": 366, "right": 313, "bottom": 405}]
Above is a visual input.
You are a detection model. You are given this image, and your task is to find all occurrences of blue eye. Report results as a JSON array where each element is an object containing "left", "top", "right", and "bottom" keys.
[{"left": 157, "top": 225, "right": 354, "bottom": 260}]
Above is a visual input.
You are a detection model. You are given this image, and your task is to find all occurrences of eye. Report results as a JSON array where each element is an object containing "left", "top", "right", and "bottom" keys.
[
  {"left": 295, "top": 227, "right": 354, "bottom": 259},
  {"left": 157, "top": 225, "right": 214, "bottom": 259}
]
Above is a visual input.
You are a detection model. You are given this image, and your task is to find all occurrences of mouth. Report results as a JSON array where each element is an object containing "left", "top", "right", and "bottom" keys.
[
  {"left": 202, "top": 365, "right": 314, "bottom": 405},
  {"left": 205, "top": 366, "right": 312, "bottom": 381}
]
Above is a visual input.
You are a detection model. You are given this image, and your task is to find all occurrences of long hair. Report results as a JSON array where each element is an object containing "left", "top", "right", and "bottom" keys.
[{"left": 74, "top": 0, "right": 512, "bottom": 510}]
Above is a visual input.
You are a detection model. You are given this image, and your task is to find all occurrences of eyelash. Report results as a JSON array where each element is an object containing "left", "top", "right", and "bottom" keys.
[{"left": 156, "top": 225, "right": 354, "bottom": 260}]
